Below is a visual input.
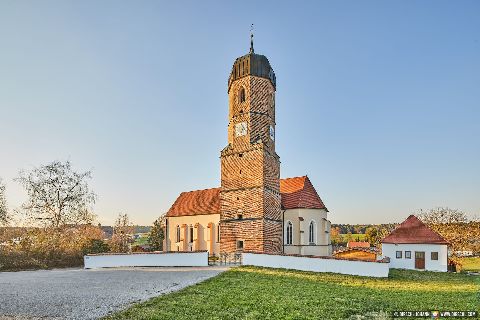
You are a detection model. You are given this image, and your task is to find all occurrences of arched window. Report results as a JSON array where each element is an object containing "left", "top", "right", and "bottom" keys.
[
  {"left": 286, "top": 221, "right": 293, "bottom": 245},
  {"left": 176, "top": 225, "right": 181, "bottom": 243},
  {"left": 239, "top": 87, "right": 246, "bottom": 103},
  {"left": 189, "top": 225, "right": 194, "bottom": 243},
  {"left": 309, "top": 221, "right": 316, "bottom": 244}
]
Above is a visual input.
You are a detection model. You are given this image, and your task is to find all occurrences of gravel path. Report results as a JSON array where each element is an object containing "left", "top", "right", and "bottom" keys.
[{"left": 0, "top": 266, "right": 228, "bottom": 320}]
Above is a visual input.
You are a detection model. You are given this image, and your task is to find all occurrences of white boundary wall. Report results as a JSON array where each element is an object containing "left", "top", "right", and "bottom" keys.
[
  {"left": 243, "top": 253, "right": 389, "bottom": 277},
  {"left": 84, "top": 251, "right": 208, "bottom": 269}
]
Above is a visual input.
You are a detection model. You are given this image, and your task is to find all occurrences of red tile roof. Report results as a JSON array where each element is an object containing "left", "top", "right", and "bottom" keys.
[
  {"left": 382, "top": 215, "right": 449, "bottom": 245},
  {"left": 347, "top": 241, "right": 371, "bottom": 248},
  {"left": 166, "top": 188, "right": 220, "bottom": 217},
  {"left": 279, "top": 176, "right": 327, "bottom": 211},
  {"left": 166, "top": 176, "right": 327, "bottom": 217}
]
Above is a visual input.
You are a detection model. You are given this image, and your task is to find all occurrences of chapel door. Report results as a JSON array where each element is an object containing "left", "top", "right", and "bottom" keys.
[{"left": 415, "top": 251, "right": 425, "bottom": 269}]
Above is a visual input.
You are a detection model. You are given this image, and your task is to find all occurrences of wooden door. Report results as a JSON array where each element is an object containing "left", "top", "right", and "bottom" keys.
[{"left": 415, "top": 251, "right": 425, "bottom": 269}]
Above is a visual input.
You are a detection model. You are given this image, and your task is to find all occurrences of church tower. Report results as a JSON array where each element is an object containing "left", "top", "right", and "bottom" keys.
[{"left": 219, "top": 35, "right": 282, "bottom": 254}]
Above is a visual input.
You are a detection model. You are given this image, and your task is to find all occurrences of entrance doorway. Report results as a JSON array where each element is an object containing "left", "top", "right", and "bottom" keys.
[{"left": 415, "top": 251, "right": 425, "bottom": 269}]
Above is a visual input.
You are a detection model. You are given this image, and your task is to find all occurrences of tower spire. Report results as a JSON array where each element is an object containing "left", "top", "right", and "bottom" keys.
[{"left": 250, "top": 24, "right": 254, "bottom": 53}]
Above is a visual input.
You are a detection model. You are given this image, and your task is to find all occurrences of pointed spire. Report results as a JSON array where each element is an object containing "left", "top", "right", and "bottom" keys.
[{"left": 250, "top": 24, "right": 254, "bottom": 53}]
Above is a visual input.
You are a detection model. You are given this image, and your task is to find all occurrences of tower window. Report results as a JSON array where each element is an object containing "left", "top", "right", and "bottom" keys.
[
  {"left": 239, "top": 88, "right": 246, "bottom": 103},
  {"left": 176, "top": 225, "right": 181, "bottom": 243},
  {"left": 237, "top": 240, "right": 244, "bottom": 249}
]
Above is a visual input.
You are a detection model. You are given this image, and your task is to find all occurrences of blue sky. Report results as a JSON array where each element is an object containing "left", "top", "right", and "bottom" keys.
[{"left": 0, "top": 1, "right": 479, "bottom": 225}]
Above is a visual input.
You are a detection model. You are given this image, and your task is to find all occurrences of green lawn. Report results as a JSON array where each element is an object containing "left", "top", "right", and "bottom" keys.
[
  {"left": 105, "top": 266, "right": 479, "bottom": 320},
  {"left": 133, "top": 233, "right": 150, "bottom": 246},
  {"left": 460, "top": 257, "right": 480, "bottom": 272},
  {"left": 340, "top": 233, "right": 367, "bottom": 242}
]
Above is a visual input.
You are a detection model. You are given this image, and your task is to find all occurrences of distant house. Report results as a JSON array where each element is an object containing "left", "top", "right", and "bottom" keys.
[
  {"left": 381, "top": 215, "right": 448, "bottom": 272},
  {"left": 347, "top": 241, "right": 370, "bottom": 248}
]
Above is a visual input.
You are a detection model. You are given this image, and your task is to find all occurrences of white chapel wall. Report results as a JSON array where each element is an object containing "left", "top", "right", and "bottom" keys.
[
  {"left": 284, "top": 208, "right": 332, "bottom": 256},
  {"left": 166, "top": 214, "right": 220, "bottom": 255},
  {"left": 381, "top": 243, "right": 448, "bottom": 272}
]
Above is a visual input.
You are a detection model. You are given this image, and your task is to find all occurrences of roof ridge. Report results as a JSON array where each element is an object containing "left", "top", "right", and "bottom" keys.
[
  {"left": 182, "top": 187, "right": 220, "bottom": 193},
  {"left": 280, "top": 175, "right": 307, "bottom": 181},
  {"left": 297, "top": 176, "right": 307, "bottom": 208}
]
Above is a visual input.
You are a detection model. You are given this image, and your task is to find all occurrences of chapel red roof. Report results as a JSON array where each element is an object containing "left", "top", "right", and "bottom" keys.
[
  {"left": 166, "top": 188, "right": 220, "bottom": 217},
  {"left": 279, "top": 176, "right": 327, "bottom": 211},
  {"left": 381, "top": 215, "right": 449, "bottom": 245},
  {"left": 166, "top": 176, "right": 327, "bottom": 217}
]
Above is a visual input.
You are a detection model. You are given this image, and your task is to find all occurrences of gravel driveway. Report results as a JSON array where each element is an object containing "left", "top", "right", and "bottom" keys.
[{"left": 0, "top": 266, "right": 228, "bottom": 320}]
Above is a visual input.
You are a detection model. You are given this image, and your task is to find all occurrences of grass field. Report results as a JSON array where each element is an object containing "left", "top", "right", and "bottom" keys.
[
  {"left": 460, "top": 257, "right": 480, "bottom": 272},
  {"left": 105, "top": 266, "right": 479, "bottom": 320},
  {"left": 339, "top": 233, "right": 367, "bottom": 242},
  {"left": 133, "top": 233, "right": 149, "bottom": 246}
]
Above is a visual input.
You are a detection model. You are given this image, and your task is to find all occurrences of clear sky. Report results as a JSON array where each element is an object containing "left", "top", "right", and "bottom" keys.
[{"left": 0, "top": 1, "right": 479, "bottom": 226}]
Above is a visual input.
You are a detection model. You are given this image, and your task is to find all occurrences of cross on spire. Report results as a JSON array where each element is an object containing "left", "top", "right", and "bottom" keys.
[{"left": 250, "top": 24, "right": 254, "bottom": 53}]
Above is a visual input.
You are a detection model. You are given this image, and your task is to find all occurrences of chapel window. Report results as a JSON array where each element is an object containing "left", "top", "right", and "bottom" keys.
[
  {"left": 286, "top": 221, "right": 293, "bottom": 245},
  {"left": 309, "top": 221, "right": 316, "bottom": 244},
  {"left": 176, "top": 225, "right": 181, "bottom": 243},
  {"left": 189, "top": 226, "right": 194, "bottom": 243}
]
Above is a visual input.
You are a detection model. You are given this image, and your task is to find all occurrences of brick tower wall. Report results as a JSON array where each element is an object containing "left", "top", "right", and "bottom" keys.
[{"left": 220, "top": 74, "right": 282, "bottom": 254}]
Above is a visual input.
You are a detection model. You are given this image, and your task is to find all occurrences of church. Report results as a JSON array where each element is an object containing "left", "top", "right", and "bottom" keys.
[{"left": 163, "top": 38, "right": 332, "bottom": 257}]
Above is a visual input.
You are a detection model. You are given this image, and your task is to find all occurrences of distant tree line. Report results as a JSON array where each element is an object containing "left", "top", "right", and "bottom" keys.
[
  {"left": 331, "top": 208, "right": 479, "bottom": 259},
  {"left": 330, "top": 224, "right": 397, "bottom": 247}
]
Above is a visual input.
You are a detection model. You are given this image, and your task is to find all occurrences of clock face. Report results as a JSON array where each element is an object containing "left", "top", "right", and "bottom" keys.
[
  {"left": 235, "top": 122, "right": 247, "bottom": 137},
  {"left": 269, "top": 125, "right": 275, "bottom": 141}
]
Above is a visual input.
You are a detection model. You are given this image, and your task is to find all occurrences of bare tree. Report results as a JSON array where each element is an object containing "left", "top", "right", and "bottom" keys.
[
  {"left": 0, "top": 178, "right": 8, "bottom": 226},
  {"left": 16, "top": 161, "right": 96, "bottom": 228},
  {"left": 417, "top": 207, "right": 480, "bottom": 257},
  {"left": 110, "top": 213, "right": 134, "bottom": 253}
]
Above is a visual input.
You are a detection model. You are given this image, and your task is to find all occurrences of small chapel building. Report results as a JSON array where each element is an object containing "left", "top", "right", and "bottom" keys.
[
  {"left": 162, "top": 38, "right": 332, "bottom": 257},
  {"left": 381, "top": 215, "right": 449, "bottom": 272}
]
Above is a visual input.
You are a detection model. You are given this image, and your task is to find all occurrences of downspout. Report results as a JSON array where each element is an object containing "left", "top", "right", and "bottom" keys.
[
  {"left": 282, "top": 209, "right": 286, "bottom": 254},
  {"left": 165, "top": 217, "right": 169, "bottom": 252}
]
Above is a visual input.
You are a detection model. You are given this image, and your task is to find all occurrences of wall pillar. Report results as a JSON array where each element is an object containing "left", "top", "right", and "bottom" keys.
[
  {"left": 181, "top": 224, "right": 188, "bottom": 251},
  {"left": 194, "top": 223, "right": 201, "bottom": 251},
  {"left": 207, "top": 222, "right": 214, "bottom": 255}
]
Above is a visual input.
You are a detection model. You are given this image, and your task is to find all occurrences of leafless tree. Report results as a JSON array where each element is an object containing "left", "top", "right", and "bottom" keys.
[
  {"left": 0, "top": 178, "right": 9, "bottom": 226},
  {"left": 15, "top": 161, "right": 96, "bottom": 228},
  {"left": 110, "top": 213, "right": 134, "bottom": 253},
  {"left": 417, "top": 207, "right": 480, "bottom": 257}
]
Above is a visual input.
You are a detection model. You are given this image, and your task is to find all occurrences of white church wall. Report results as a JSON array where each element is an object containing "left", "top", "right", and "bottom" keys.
[
  {"left": 381, "top": 243, "right": 448, "bottom": 272},
  {"left": 243, "top": 252, "right": 389, "bottom": 277},
  {"left": 284, "top": 208, "right": 332, "bottom": 256},
  {"left": 84, "top": 251, "right": 209, "bottom": 269},
  {"left": 166, "top": 214, "right": 220, "bottom": 255}
]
